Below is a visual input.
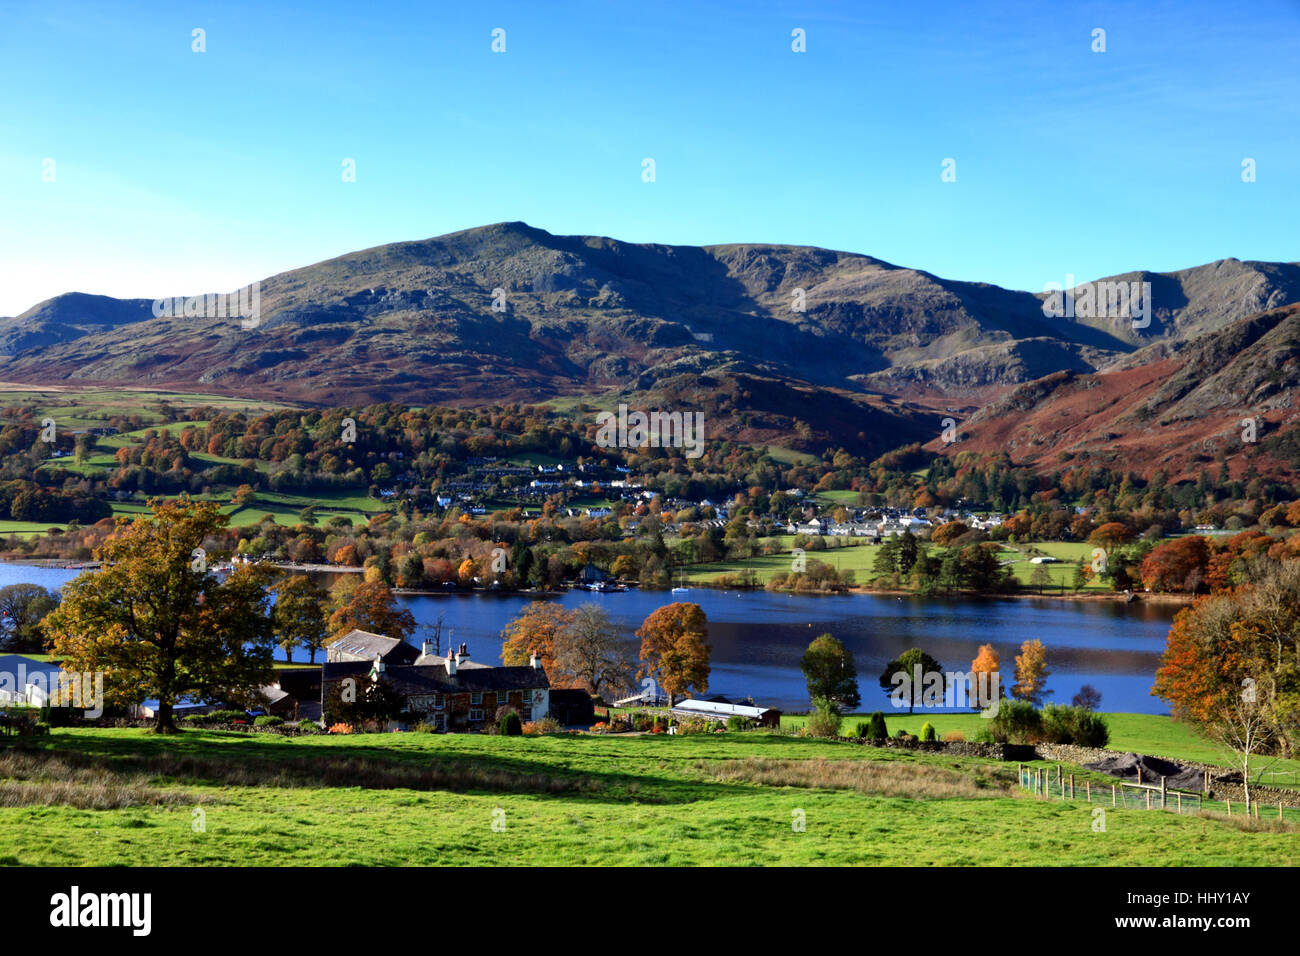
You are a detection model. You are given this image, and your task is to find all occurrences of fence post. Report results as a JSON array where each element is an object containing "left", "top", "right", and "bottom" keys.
[
  {"left": 1160, "top": 776, "right": 1166, "bottom": 810},
  {"left": 1176, "top": 792, "right": 1182, "bottom": 814},
  {"left": 1069, "top": 773, "right": 1074, "bottom": 799},
  {"left": 1226, "top": 799, "right": 1231, "bottom": 816},
  {"left": 1112, "top": 783, "right": 1116, "bottom": 807},
  {"left": 1280, "top": 802, "right": 1284, "bottom": 821},
  {"left": 1086, "top": 780, "right": 1090, "bottom": 802},
  {"left": 1146, "top": 789, "right": 1151, "bottom": 810}
]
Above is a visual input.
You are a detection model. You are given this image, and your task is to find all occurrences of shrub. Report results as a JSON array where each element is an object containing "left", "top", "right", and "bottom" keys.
[
  {"left": 328, "top": 722, "right": 353, "bottom": 735},
  {"left": 726, "top": 715, "right": 749, "bottom": 732},
  {"left": 920, "top": 722, "right": 936, "bottom": 742},
  {"left": 525, "top": 716, "right": 562, "bottom": 735},
  {"left": 499, "top": 711, "right": 523, "bottom": 736},
  {"left": 1041, "top": 704, "right": 1109, "bottom": 747},
  {"left": 969, "top": 724, "right": 995, "bottom": 743},
  {"left": 411, "top": 721, "right": 439, "bottom": 734},
  {"left": 207, "top": 710, "right": 247, "bottom": 724},
  {"left": 1071, "top": 710, "right": 1110, "bottom": 748},
  {"left": 988, "top": 699, "right": 1042, "bottom": 743},
  {"left": 296, "top": 719, "right": 321, "bottom": 734},
  {"left": 867, "top": 711, "right": 888, "bottom": 740},
  {"left": 253, "top": 715, "right": 284, "bottom": 727},
  {"left": 676, "top": 716, "right": 714, "bottom": 736},
  {"left": 941, "top": 730, "right": 966, "bottom": 742},
  {"left": 854, "top": 721, "right": 870, "bottom": 738},
  {"left": 806, "top": 698, "right": 843, "bottom": 738}
]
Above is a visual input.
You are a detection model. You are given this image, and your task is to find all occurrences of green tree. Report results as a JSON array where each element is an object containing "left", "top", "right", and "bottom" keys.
[
  {"left": 879, "top": 647, "right": 946, "bottom": 714},
  {"left": 43, "top": 496, "right": 275, "bottom": 733},
  {"left": 271, "top": 573, "right": 329, "bottom": 663},
  {"left": 0, "top": 583, "right": 60, "bottom": 653},
  {"left": 800, "top": 633, "right": 860, "bottom": 711}
]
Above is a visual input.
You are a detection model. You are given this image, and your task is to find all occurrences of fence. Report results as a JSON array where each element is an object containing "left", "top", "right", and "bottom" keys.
[{"left": 1017, "top": 764, "right": 1300, "bottom": 823}]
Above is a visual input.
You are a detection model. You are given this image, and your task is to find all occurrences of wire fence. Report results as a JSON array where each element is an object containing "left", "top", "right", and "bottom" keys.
[{"left": 1017, "top": 765, "right": 1300, "bottom": 823}]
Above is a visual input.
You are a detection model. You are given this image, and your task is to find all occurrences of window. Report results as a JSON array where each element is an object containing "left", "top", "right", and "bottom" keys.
[
  {"left": 471, "top": 692, "right": 483, "bottom": 705},
  {"left": 433, "top": 695, "right": 444, "bottom": 709},
  {"left": 469, "top": 709, "right": 483, "bottom": 722}
]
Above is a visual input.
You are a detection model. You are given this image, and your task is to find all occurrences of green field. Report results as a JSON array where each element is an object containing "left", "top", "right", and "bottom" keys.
[
  {"left": 684, "top": 537, "right": 882, "bottom": 585},
  {"left": 0, "top": 726, "right": 1294, "bottom": 866}
]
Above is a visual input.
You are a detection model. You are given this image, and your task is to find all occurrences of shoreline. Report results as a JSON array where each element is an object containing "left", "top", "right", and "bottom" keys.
[{"left": 0, "top": 559, "right": 1196, "bottom": 606}]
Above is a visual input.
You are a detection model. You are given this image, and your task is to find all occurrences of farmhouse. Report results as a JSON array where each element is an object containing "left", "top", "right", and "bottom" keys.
[{"left": 321, "top": 641, "right": 550, "bottom": 732}]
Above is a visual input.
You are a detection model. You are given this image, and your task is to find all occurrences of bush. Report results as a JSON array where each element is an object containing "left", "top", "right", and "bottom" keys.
[
  {"left": 253, "top": 715, "right": 284, "bottom": 727},
  {"left": 499, "top": 711, "right": 522, "bottom": 736},
  {"left": 523, "top": 716, "right": 561, "bottom": 735},
  {"left": 328, "top": 722, "right": 353, "bottom": 735},
  {"left": 988, "top": 699, "right": 1042, "bottom": 744},
  {"left": 969, "top": 724, "right": 995, "bottom": 743},
  {"left": 854, "top": 721, "right": 870, "bottom": 738},
  {"left": 411, "top": 721, "right": 439, "bottom": 734},
  {"left": 941, "top": 730, "right": 966, "bottom": 742},
  {"left": 920, "top": 721, "right": 936, "bottom": 742},
  {"left": 207, "top": 710, "right": 247, "bottom": 724},
  {"left": 675, "top": 716, "right": 714, "bottom": 736},
  {"left": 296, "top": 719, "right": 321, "bottom": 734},
  {"left": 1071, "top": 710, "right": 1110, "bottom": 748},
  {"left": 1041, "top": 704, "right": 1110, "bottom": 747},
  {"left": 806, "top": 699, "right": 842, "bottom": 738},
  {"left": 867, "top": 711, "right": 888, "bottom": 740},
  {"left": 726, "top": 714, "right": 749, "bottom": 732}
]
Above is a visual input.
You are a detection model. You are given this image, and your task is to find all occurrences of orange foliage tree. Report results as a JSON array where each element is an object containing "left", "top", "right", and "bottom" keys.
[
  {"left": 500, "top": 601, "right": 577, "bottom": 679},
  {"left": 636, "top": 602, "right": 710, "bottom": 706},
  {"left": 1011, "top": 639, "right": 1051, "bottom": 705}
]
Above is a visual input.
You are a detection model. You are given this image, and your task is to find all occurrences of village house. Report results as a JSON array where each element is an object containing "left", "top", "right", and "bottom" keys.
[{"left": 321, "top": 641, "right": 551, "bottom": 732}]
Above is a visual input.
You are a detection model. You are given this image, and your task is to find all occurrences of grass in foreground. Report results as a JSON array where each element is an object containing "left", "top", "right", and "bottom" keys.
[{"left": 0, "top": 728, "right": 1295, "bottom": 866}]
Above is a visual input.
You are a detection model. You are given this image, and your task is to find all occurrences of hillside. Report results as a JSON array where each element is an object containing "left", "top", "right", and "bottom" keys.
[
  {"left": 934, "top": 302, "right": 1300, "bottom": 480},
  {"left": 1, "top": 224, "right": 1296, "bottom": 460}
]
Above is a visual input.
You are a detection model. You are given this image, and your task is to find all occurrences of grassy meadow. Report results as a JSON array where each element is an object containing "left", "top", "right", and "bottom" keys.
[{"left": 0, "top": 726, "right": 1295, "bottom": 866}]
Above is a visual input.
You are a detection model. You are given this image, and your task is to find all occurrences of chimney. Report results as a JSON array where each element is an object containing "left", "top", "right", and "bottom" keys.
[
  {"left": 444, "top": 648, "right": 457, "bottom": 676},
  {"left": 421, "top": 640, "right": 434, "bottom": 658},
  {"left": 529, "top": 653, "right": 540, "bottom": 670}
]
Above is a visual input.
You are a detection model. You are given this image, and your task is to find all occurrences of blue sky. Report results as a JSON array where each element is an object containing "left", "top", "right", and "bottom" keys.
[{"left": 1, "top": 0, "right": 1296, "bottom": 316}]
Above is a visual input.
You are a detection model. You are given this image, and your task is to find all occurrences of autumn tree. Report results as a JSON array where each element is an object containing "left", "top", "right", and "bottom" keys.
[
  {"left": 1139, "top": 535, "right": 1210, "bottom": 593},
  {"left": 326, "top": 578, "right": 416, "bottom": 641},
  {"left": 1154, "top": 560, "right": 1300, "bottom": 803},
  {"left": 801, "top": 633, "right": 860, "bottom": 711},
  {"left": 970, "top": 644, "right": 1003, "bottom": 709},
  {"left": 1011, "top": 638, "right": 1051, "bottom": 705},
  {"left": 636, "top": 602, "right": 710, "bottom": 706},
  {"left": 43, "top": 496, "right": 276, "bottom": 733},
  {"left": 271, "top": 573, "right": 329, "bottom": 663},
  {"left": 500, "top": 601, "right": 577, "bottom": 677}
]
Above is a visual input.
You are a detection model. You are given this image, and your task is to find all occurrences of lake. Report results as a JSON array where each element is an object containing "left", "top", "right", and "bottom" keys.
[{"left": 4, "top": 561, "right": 1180, "bottom": 715}]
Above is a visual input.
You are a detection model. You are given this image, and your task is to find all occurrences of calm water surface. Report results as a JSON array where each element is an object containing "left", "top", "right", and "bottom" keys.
[{"left": 2, "top": 563, "right": 1178, "bottom": 714}]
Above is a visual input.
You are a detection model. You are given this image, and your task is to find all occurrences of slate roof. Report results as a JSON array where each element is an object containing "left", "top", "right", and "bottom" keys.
[
  {"left": 322, "top": 660, "right": 548, "bottom": 696},
  {"left": 327, "top": 629, "right": 419, "bottom": 664}
]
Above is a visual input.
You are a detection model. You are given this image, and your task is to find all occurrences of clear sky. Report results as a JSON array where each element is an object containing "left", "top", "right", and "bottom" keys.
[{"left": 0, "top": 0, "right": 1296, "bottom": 316}]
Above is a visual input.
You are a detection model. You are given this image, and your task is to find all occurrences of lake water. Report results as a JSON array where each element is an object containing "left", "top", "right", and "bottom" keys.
[{"left": 5, "top": 561, "right": 1180, "bottom": 715}]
